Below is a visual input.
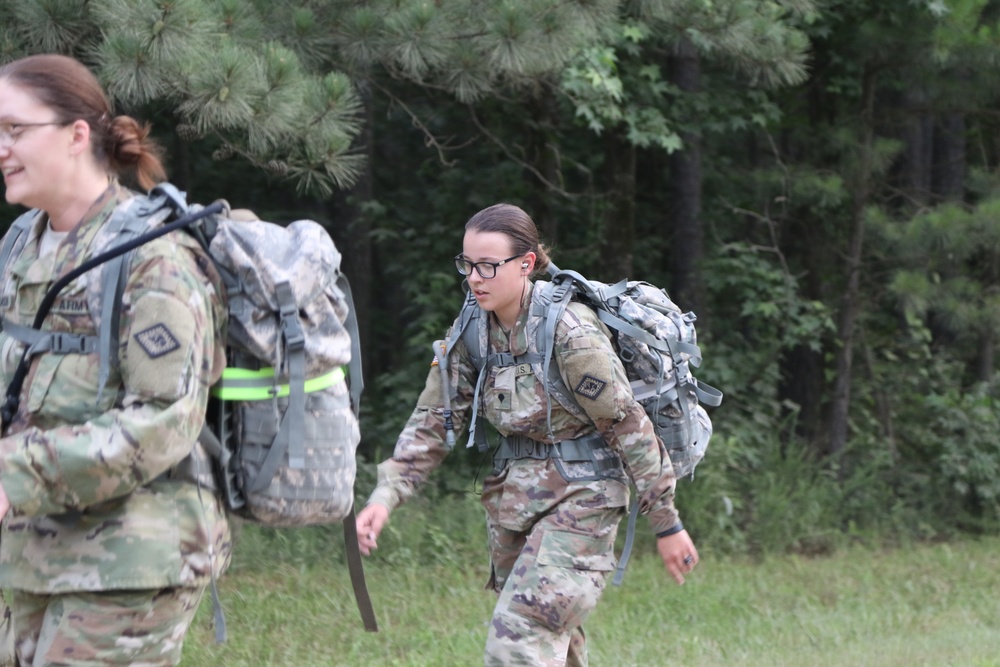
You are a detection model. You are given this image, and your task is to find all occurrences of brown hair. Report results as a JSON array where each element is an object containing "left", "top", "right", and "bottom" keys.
[
  {"left": 464, "top": 203, "right": 551, "bottom": 275},
  {"left": 0, "top": 54, "right": 166, "bottom": 190}
]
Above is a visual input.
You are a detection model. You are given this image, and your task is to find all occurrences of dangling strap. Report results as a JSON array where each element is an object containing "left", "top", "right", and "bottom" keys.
[
  {"left": 433, "top": 340, "right": 457, "bottom": 449},
  {"left": 466, "top": 361, "right": 491, "bottom": 450},
  {"left": 343, "top": 504, "right": 379, "bottom": 632},
  {"left": 612, "top": 499, "right": 640, "bottom": 586},
  {"left": 331, "top": 274, "right": 377, "bottom": 632},
  {"left": 187, "top": 442, "right": 228, "bottom": 643}
]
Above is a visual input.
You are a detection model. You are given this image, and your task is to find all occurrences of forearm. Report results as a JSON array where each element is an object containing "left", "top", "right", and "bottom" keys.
[
  {"left": 605, "top": 403, "right": 679, "bottom": 534},
  {"left": 367, "top": 405, "right": 461, "bottom": 512}
]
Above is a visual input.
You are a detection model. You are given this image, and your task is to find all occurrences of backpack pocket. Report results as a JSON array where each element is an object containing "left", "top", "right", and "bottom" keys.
[{"left": 226, "top": 376, "right": 360, "bottom": 527}]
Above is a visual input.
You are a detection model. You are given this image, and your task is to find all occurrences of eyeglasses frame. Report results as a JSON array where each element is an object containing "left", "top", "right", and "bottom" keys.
[
  {"left": 0, "top": 121, "right": 70, "bottom": 148},
  {"left": 454, "top": 252, "right": 524, "bottom": 279}
]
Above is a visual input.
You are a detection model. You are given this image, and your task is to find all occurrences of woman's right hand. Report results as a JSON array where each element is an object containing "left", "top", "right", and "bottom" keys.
[{"left": 355, "top": 503, "right": 390, "bottom": 556}]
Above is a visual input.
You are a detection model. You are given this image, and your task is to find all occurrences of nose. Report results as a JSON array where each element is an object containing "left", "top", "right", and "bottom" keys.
[{"left": 467, "top": 269, "right": 485, "bottom": 287}]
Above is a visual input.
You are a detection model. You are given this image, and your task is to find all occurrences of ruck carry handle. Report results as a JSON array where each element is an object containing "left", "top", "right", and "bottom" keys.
[{"left": 0, "top": 202, "right": 225, "bottom": 431}]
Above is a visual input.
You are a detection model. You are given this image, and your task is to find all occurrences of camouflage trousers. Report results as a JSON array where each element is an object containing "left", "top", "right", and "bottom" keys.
[
  {"left": 9, "top": 586, "right": 205, "bottom": 666},
  {"left": 483, "top": 502, "right": 625, "bottom": 667}
]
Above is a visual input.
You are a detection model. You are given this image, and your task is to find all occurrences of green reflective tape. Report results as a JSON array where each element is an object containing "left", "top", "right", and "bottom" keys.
[{"left": 211, "top": 366, "right": 345, "bottom": 400}]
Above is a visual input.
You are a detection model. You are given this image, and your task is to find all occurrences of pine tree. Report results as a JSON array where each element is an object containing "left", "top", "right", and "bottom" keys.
[{"left": 0, "top": 0, "right": 621, "bottom": 195}]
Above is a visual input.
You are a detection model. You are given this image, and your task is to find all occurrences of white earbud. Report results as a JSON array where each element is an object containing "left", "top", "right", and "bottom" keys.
[{"left": 522, "top": 262, "right": 529, "bottom": 268}]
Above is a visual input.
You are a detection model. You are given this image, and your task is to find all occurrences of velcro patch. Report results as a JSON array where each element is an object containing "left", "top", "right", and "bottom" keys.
[
  {"left": 134, "top": 323, "right": 180, "bottom": 359},
  {"left": 575, "top": 375, "right": 607, "bottom": 401}
]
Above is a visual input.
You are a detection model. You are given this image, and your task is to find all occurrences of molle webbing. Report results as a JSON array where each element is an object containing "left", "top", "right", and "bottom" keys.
[{"left": 493, "top": 432, "right": 616, "bottom": 470}]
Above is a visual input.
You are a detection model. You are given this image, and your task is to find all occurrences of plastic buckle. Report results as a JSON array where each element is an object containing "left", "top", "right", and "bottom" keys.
[{"left": 50, "top": 333, "right": 89, "bottom": 354}]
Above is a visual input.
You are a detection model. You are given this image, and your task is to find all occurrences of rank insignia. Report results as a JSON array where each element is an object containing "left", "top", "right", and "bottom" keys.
[
  {"left": 575, "top": 375, "right": 607, "bottom": 400},
  {"left": 134, "top": 323, "right": 180, "bottom": 358}
]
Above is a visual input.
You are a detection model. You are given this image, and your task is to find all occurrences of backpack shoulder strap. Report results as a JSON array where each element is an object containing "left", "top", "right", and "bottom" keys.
[
  {"left": 95, "top": 186, "right": 189, "bottom": 402},
  {"left": 0, "top": 210, "right": 43, "bottom": 336},
  {"left": 444, "top": 290, "right": 483, "bottom": 365},
  {"left": 535, "top": 269, "right": 586, "bottom": 439},
  {"left": 0, "top": 210, "right": 41, "bottom": 281},
  {"left": 452, "top": 292, "right": 494, "bottom": 450}
]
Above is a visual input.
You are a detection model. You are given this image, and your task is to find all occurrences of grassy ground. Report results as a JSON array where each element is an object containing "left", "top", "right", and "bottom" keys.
[{"left": 183, "top": 528, "right": 1000, "bottom": 666}]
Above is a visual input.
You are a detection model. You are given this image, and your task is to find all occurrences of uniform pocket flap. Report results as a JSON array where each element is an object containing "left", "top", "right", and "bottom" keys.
[{"left": 536, "top": 528, "right": 616, "bottom": 571}]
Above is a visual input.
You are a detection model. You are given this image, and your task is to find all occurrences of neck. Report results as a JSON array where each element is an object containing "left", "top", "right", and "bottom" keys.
[
  {"left": 495, "top": 280, "right": 529, "bottom": 331},
  {"left": 47, "top": 168, "right": 111, "bottom": 232}
]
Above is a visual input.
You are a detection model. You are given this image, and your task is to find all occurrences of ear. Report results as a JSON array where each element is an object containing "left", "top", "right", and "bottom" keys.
[
  {"left": 521, "top": 251, "right": 536, "bottom": 274},
  {"left": 67, "top": 119, "right": 91, "bottom": 157}
]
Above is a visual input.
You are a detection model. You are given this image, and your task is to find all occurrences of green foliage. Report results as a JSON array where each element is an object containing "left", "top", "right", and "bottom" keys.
[
  {"left": 2, "top": 0, "right": 621, "bottom": 194},
  {"left": 927, "top": 383, "right": 1000, "bottom": 514},
  {"left": 878, "top": 195, "right": 1000, "bottom": 365},
  {"left": 560, "top": 1, "right": 808, "bottom": 152}
]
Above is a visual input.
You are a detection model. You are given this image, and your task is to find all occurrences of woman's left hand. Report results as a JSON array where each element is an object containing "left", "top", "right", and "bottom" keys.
[{"left": 657, "top": 530, "right": 699, "bottom": 585}]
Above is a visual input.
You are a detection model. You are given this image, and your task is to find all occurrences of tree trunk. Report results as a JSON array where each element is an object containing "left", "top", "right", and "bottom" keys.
[
  {"left": 667, "top": 37, "right": 704, "bottom": 314},
  {"left": 326, "top": 83, "right": 375, "bottom": 386},
  {"left": 932, "top": 112, "right": 966, "bottom": 202},
  {"left": 599, "top": 130, "right": 636, "bottom": 281},
  {"left": 524, "top": 92, "right": 561, "bottom": 247},
  {"left": 897, "top": 88, "right": 932, "bottom": 206},
  {"left": 827, "top": 63, "right": 877, "bottom": 457}
]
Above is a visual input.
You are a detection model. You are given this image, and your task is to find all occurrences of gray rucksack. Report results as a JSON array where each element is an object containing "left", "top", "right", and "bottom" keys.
[
  {"left": 0, "top": 183, "right": 376, "bottom": 636},
  {"left": 453, "top": 264, "right": 722, "bottom": 477},
  {"left": 447, "top": 264, "right": 722, "bottom": 583}
]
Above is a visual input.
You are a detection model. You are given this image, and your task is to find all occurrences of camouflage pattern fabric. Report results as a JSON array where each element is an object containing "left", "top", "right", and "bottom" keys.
[
  {"left": 10, "top": 586, "right": 203, "bottom": 666},
  {"left": 368, "top": 281, "right": 682, "bottom": 664},
  {"left": 483, "top": 478, "right": 625, "bottom": 666},
  {"left": 369, "top": 281, "right": 680, "bottom": 534},
  {"left": 0, "top": 183, "right": 230, "bottom": 594},
  {"left": 0, "top": 598, "right": 12, "bottom": 667},
  {"left": 232, "top": 378, "right": 360, "bottom": 525},
  {"left": 205, "top": 213, "right": 359, "bottom": 526},
  {"left": 207, "top": 218, "right": 352, "bottom": 378},
  {"left": 604, "top": 282, "right": 715, "bottom": 478}
]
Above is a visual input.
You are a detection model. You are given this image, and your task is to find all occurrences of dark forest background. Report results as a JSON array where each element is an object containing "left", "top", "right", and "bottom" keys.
[{"left": 4, "top": 0, "right": 1000, "bottom": 554}]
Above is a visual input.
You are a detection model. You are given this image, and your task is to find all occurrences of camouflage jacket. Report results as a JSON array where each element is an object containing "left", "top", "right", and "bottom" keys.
[
  {"left": 368, "top": 281, "right": 680, "bottom": 535},
  {"left": 0, "top": 184, "right": 231, "bottom": 593}
]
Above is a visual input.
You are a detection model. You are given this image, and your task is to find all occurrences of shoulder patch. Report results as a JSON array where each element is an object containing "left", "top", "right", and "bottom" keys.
[
  {"left": 575, "top": 374, "right": 607, "bottom": 401},
  {"left": 134, "top": 323, "right": 180, "bottom": 358}
]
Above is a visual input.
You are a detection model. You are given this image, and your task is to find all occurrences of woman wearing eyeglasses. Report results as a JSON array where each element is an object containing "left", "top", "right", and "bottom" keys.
[
  {"left": 0, "top": 54, "right": 230, "bottom": 665},
  {"left": 357, "top": 203, "right": 698, "bottom": 666}
]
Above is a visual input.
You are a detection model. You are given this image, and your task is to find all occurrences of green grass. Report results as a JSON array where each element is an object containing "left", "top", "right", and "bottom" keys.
[{"left": 183, "top": 526, "right": 1000, "bottom": 667}]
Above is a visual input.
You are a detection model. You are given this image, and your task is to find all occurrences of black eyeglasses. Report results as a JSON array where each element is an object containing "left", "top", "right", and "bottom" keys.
[{"left": 454, "top": 253, "right": 523, "bottom": 279}]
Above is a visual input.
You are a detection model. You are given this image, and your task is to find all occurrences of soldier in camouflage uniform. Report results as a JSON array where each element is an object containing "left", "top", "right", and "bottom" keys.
[
  {"left": 357, "top": 203, "right": 700, "bottom": 666},
  {"left": 0, "top": 54, "right": 230, "bottom": 666}
]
